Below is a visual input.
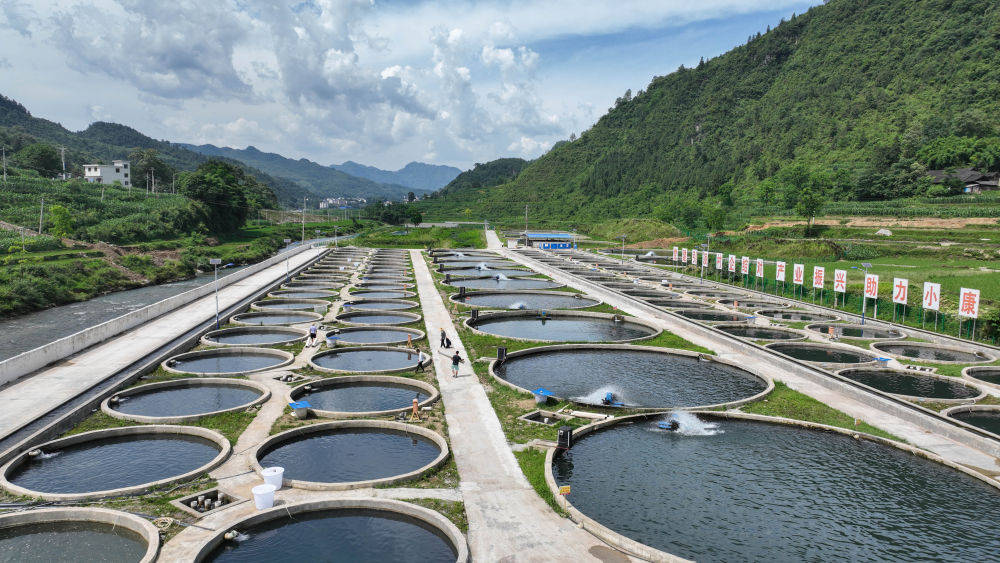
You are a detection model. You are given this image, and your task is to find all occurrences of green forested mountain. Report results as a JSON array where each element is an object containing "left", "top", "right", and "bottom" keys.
[
  {"left": 181, "top": 144, "right": 425, "bottom": 202},
  {"left": 421, "top": 0, "right": 1000, "bottom": 225},
  {"left": 432, "top": 157, "right": 530, "bottom": 197},
  {"left": 331, "top": 161, "right": 461, "bottom": 191}
]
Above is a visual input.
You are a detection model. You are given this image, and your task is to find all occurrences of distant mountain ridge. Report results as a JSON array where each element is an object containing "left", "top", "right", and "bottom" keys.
[
  {"left": 330, "top": 161, "right": 461, "bottom": 191},
  {"left": 180, "top": 144, "right": 426, "bottom": 202}
]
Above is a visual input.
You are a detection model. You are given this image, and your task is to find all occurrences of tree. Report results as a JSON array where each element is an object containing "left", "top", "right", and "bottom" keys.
[
  {"left": 48, "top": 205, "right": 75, "bottom": 238},
  {"left": 129, "top": 148, "right": 175, "bottom": 190},
  {"left": 406, "top": 191, "right": 416, "bottom": 202},
  {"left": 178, "top": 160, "right": 255, "bottom": 233},
  {"left": 794, "top": 187, "right": 825, "bottom": 235},
  {"left": 704, "top": 205, "right": 729, "bottom": 232},
  {"left": 13, "top": 143, "right": 61, "bottom": 177}
]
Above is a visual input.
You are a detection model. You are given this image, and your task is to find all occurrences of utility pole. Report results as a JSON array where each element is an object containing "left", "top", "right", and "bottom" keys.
[
  {"left": 172, "top": 172, "right": 176, "bottom": 194},
  {"left": 2, "top": 146, "right": 7, "bottom": 186},
  {"left": 210, "top": 258, "right": 222, "bottom": 329},
  {"left": 524, "top": 204, "right": 528, "bottom": 236},
  {"left": 38, "top": 197, "right": 44, "bottom": 235},
  {"left": 301, "top": 197, "right": 307, "bottom": 244},
  {"left": 59, "top": 146, "right": 66, "bottom": 180}
]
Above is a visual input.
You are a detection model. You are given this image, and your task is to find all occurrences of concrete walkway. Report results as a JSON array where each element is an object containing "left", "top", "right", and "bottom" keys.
[
  {"left": 0, "top": 247, "right": 326, "bottom": 439},
  {"left": 410, "top": 249, "right": 632, "bottom": 563},
  {"left": 501, "top": 245, "right": 1000, "bottom": 475}
]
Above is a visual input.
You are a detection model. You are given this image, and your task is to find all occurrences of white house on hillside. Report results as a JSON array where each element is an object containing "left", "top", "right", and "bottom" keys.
[{"left": 83, "top": 160, "right": 131, "bottom": 187}]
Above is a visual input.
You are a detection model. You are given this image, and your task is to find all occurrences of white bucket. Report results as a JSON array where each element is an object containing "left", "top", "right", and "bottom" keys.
[
  {"left": 252, "top": 484, "right": 276, "bottom": 510},
  {"left": 261, "top": 466, "right": 284, "bottom": 489}
]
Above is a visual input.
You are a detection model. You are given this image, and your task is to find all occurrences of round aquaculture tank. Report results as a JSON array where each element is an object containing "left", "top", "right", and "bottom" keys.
[
  {"left": 163, "top": 347, "right": 293, "bottom": 375},
  {"left": 552, "top": 413, "right": 1000, "bottom": 561},
  {"left": 325, "top": 327, "right": 425, "bottom": 346},
  {"left": 714, "top": 323, "right": 806, "bottom": 341},
  {"left": 963, "top": 366, "right": 1000, "bottom": 389},
  {"left": 102, "top": 378, "right": 270, "bottom": 423},
  {"left": 871, "top": 342, "right": 996, "bottom": 364},
  {"left": 298, "top": 272, "right": 349, "bottom": 280},
  {"left": 450, "top": 290, "right": 599, "bottom": 310},
  {"left": 0, "top": 507, "right": 160, "bottom": 563},
  {"left": 363, "top": 274, "right": 414, "bottom": 283},
  {"left": 756, "top": 309, "right": 841, "bottom": 322},
  {"left": 446, "top": 276, "right": 563, "bottom": 290},
  {"left": 230, "top": 311, "right": 323, "bottom": 326},
  {"left": 465, "top": 311, "right": 660, "bottom": 343},
  {"left": 621, "top": 289, "right": 674, "bottom": 299},
  {"left": 492, "top": 344, "right": 769, "bottom": 409},
  {"left": 348, "top": 289, "right": 417, "bottom": 300},
  {"left": 942, "top": 405, "right": 1000, "bottom": 437},
  {"left": 644, "top": 298, "right": 711, "bottom": 309},
  {"left": 193, "top": 499, "right": 466, "bottom": 562},
  {"left": 268, "top": 289, "right": 338, "bottom": 299},
  {"left": 685, "top": 289, "right": 742, "bottom": 300},
  {"left": 289, "top": 376, "right": 438, "bottom": 418},
  {"left": 335, "top": 311, "right": 422, "bottom": 326},
  {"left": 358, "top": 281, "right": 414, "bottom": 289},
  {"left": 717, "top": 298, "right": 789, "bottom": 310},
  {"left": 674, "top": 309, "right": 751, "bottom": 323},
  {"left": 201, "top": 326, "right": 307, "bottom": 347},
  {"left": 0, "top": 426, "right": 230, "bottom": 500},
  {"left": 251, "top": 298, "right": 329, "bottom": 311},
  {"left": 836, "top": 367, "right": 984, "bottom": 402},
  {"left": 309, "top": 346, "right": 426, "bottom": 374},
  {"left": 253, "top": 421, "right": 448, "bottom": 490},
  {"left": 767, "top": 342, "right": 877, "bottom": 367},
  {"left": 599, "top": 282, "right": 642, "bottom": 291},
  {"left": 342, "top": 299, "right": 419, "bottom": 311},
  {"left": 806, "top": 323, "right": 905, "bottom": 339},
  {"left": 439, "top": 266, "right": 531, "bottom": 278},
  {"left": 281, "top": 280, "right": 343, "bottom": 290}
]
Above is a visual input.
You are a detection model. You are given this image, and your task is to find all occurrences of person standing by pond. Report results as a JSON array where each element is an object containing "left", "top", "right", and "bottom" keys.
[
  {"left": 439, "top": 327, "right": 448, "bottom": 348},
  {"left": 414, "top": 348, "right": 428, "bottom": 373},
  {"left": 439, "top": 350, "right": 464, "bottom": 378},
  {"left": 308, "top": 324, "right": 319, "bottom": 347}
]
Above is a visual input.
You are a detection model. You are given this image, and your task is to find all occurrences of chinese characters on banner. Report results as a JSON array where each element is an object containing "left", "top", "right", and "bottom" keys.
[
  {"left": 755, "top": 258, "right": 764, "bottom": 277},
  {"left": 792, "top": 263, "right": 804, "bottom": 285},
  {"left": 728, "top": 254, "right": 736, "bottom": 272},
  {"left": 775, "top": 261, "right": 786, "bottom": 282},
  {"left": 691, "top": 249, "right": 698, "bottom": 265},
  {"left": 672, "top": 247, "right": 679, "bottom": 261},
  {"left": 834, "top": 269, "right": 847, "bottom": 293},
  {"left": 923, "top": 282, "right": 940, "bottom": 311},
  {"left": 959, "top": 288, "right": 980, "bottom": 318},
  {"left": 864, "top": 274, "right": 879, "bottom": 298},
  {"left": 740, "top": 256, "right": 750, "bottom": 275},
  {"left": 702, "top": 250, "right": 709, "bottom": 267},
  {"left": 892, "top": 278, "right": 908, "bottom": 305},
  {"left": 681, "top": 248, "right": 688, "bottom": 263},
  {"left": 716, "top": 253, "right": 724, "bottom": 270},
  {"left": 813, "top": 266, "right": 825, "bottom": 289}
]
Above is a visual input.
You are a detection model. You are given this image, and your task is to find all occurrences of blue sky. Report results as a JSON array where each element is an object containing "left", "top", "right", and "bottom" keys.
[{"left": 0, "top": 1, "right": 818, "bottom": 170}]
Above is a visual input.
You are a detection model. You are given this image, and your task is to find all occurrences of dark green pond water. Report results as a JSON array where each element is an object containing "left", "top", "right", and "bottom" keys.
[
  {"left": 808, "top": 323, "right": 902, "bottom": 339},
  {"left": 950, "top": 410, "right": 1000, "bottom": 435},
  {"left": 330, "top": 328, "right": 420, "bottom": 345},
  {"left": 300, "top": 382, "right": 427, "bottom": 412},
  {"left": 968, "top": 368, "right": 1000, "bottom": 385},
  {"left": 448, "top": 277, "right": 561, "bottom": 290},
  {"left": 873, "top": 344, "right": 987, "bottom": 363},
  {"left": 170, "top": 352, "right": 285, "bottom": 374},
  {"left": 676, "top": 310, "right": 750, "bottom": 322},
  {"left": 115, "top": 384, "right": 262, "bottom": 417},
  {"left": 312, "top": 349, "right": 421, "bottom": 372},
  {"left": 349, "top": 290, "right": 413, "bottom": 300},
  {"left": 495, "top": 349, "right": 764, "bottom": 407},
  {"left": 203, "top": 329, "right": 301, "bottom": 345},
  {"left": 769, "top": 343, "right": 874, "bottom": 364},
  {"left": 233, "top": 312, "right": 318, "bottom": 325},
  {"left": 206, "top": 509, "right": 456, "bottom": 562},
  {"left": 344, "top": 300, "right": 416, "bottom": 310},
  {"left": 717, "top": 326, "right": 802, "bottom": 340},
  {"left": 0, "top": 521, "right": 146, "bottom": 562},
  {"left": 472, "top": 317, "right": 655, "bottom": 342},
  {"left": 759, "top": 310, "right": 839, "bottom": 322},
  {"left": 258, "top": 428, "right": 440, "bottom": 483},
  {"left": 9, "top": 435, "right": 220, "bottom": 494},
  {"left": 338, "top": 312, "right": 417, "bottom": 325},
  {"left": 254, "top": 300, "right": 326, "bottom": 310},
  {"left": 554, "top": 418, "right": 1000, "bottom": 561},
  {"left": 454, "top": 293, "right": 598, "bottom": 309},
  {"left": 839, "top": 369, "right": 980, "bottom": 399}
]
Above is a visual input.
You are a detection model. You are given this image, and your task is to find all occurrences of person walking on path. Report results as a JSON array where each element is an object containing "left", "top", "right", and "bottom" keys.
[
  {"left": 308, "top": 324, "right": 319, "bottom": 347},
  {"left": 414, "top": 348, "right": 428, "bottom": 373},
  {"left": 439, "top": 350, "right": 464, "bottom": 378},
  {"left": 439, "top": 327, "right": 448, "bottom": 348}
]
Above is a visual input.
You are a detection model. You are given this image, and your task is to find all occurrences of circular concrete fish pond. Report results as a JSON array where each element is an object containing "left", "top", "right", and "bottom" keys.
[
  {"left": 342, "top": 298, "right": 418, "bottom": 311},
  {"left": 0, "top": 508, "right": 159, "bottom": 563},
  {"left": 267, "top": 289, "right": 338, "bottom": 299},
  {"left": 197, "top": 500, "right": 464, "bottom": 562},
  {"left": 163, "top": 347, "right": 293, "bottom": 375},
  {"left": 446, "top": 276, "right": 563, "bottom": 290},
  {"left": 102, "top": 378, "right": 270, "bottom": 423},
  {"left": 717, "top": 298, "right": 788, "bottom": 309},
  {"left": 644, "top": 298, "right": 711, "bottom": 309},
  {"left": 281, "top": 281, "right": 342, "bottom": 290},
  {"left": 251, "top": 298, "right": 329, "bottom": 311},
  {"left": 493, "top": 345, "right": 768, "bottom": 408},
  {"left": 348, "top": 289, "right": 416, "bottom": 300},
  {"left": 290, "top": 376, "right": 438, "bottom": 417},
  {"left": 552, "top": 413, "right": 1000, "bottom": 561},
  {"left": 963, "top": 366, "right": 1000, "bottom": 388},
  {"left": 675, "top": 309, "right": 750, "bottom": 323},
  {"left": 335, "top": 311, "right": 422, "bottom": 326},
  {"left": 836, "top": 368, "right": 984, "bottom": 401},
  {"left": 201, "top": 326, "right": 306, "bottom": 347},
  {"left": 451, "top": 291, "right": 599, "bottom": 310},
  {"left": 466, "top": 311, "right": 659, "bottom": 343},
  {"left": 230, "top": 311, "right": 322, "bottom": 326},
  {"left": 871, "top": 341, "right": 995, "bottom": 364},
  {"left": 943, "top": 405, "right": 1000, "bottom": 436},
  {"left": 440, "top": 267, "right": 531, "bottom": 277},
  {"left": 757, "top": 309, "right": 840, "bottom": 322},
  {"left": 253, "top": 422, "right": 448, "bottom": 489},
  {"left": 310, "top": 346, "right": 425, "bottom": 374},
  {"left": 1, "top": 427, "right": 229, "bottom": 500},
  {"left": 807, "top": 323, "right": 905, "bottom": 339},
  {"left": 715, "top": 324, "right": 805, "bottom": 341},
  {"left": 685, "top": 289, "right": 742, "bottom": 300},
  {"left": 326, "top": 327, "right": 425, "bottom": 346},
  {"left": 358, "top": 281, "right": 414, "bottom": 290},
  {"left": 767, "top": 342, "right": 876, "bottom": 366}
]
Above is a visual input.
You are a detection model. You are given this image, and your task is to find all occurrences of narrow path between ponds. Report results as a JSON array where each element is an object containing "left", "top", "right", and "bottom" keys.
[{"left": 411, "top": 249, "right": 639, "bottom": 563}]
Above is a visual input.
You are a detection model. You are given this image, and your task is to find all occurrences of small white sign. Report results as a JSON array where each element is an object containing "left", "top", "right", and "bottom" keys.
[
  {"left": 923, "top": 282, "right": 940, "bottom": 311},
  {"left": 813, "top": 266, "right": 825, "bottom": 289},
  {"left": 959, "top": 287, "right": 980, "bottom": 318},
  {"left": 740, "top": 256, "right": 750, "bottom": 275},
  {"left": 755, "top": 258, "right": 764, "bottom": 278},
  {"left": 776, "top": 261, "right": 786, "bottom": 282},
  {"left": 864, "top": 274, "right": 879, "bottom": 299},
  {"left": 793, "top": 263, "right": 804, "bottom": 285},
  {"left": 892, "top": 278, "right": 908, "bottom": 305},
  {"left": 834, "top": 269, "right": 847, "bottom": 293}
]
